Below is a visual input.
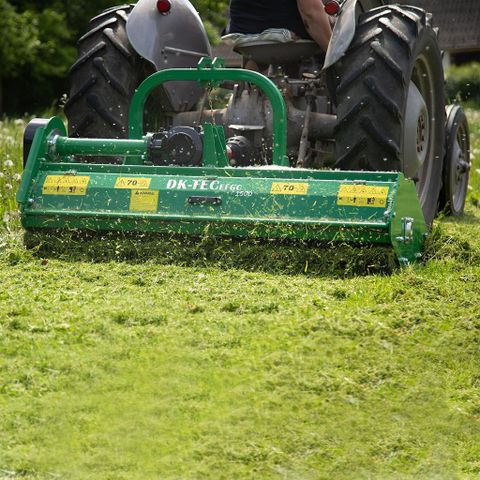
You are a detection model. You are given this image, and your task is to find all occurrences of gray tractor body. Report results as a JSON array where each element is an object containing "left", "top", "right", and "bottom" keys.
[
  {"left": 123, "top": 0, "right": 389, "bottom": 166},
  {"left": 126, "top": 0, "right": 387, "bottom": 75},
  {"left": 126, "top": 0, "right": 211, "bottom": 111}
]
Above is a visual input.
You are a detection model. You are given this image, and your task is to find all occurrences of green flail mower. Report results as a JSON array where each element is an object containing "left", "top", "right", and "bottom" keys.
[
  {"left": 15, "top": 0, "right": 473, "bottom": 269},
  {"left": 18, "top": 58, "right": 429, "bottom": 266}
]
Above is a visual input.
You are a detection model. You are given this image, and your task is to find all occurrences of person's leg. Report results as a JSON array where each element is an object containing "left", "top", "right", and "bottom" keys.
[{"left": 297, "top": 0, "right": 332, "bottom": 51}]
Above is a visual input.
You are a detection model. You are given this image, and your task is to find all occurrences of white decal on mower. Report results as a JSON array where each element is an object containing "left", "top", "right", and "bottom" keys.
[{"left": 166, "top": 179, "right": 244, "bottom": 193}]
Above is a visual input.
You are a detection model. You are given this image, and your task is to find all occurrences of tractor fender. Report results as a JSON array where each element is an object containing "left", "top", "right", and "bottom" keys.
[
  {"left": 323, "top": 0, "right": 359, "bottom": 70},
  {"left": 323, "top": 0, "right": 386, "bottom": 70},
  {"left": 126, "top": 0, "right": 212, "bottom": 111}
]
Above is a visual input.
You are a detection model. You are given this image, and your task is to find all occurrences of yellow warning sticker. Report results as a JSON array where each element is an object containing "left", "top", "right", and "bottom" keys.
[
  {"left": 129, "top": 189, "right": 159, "bottom": 212},
  {"left": 42, "top": 175, "right": 90, "bottom": 196},
  {"left": 115, "top": 177, "right": 152, "bottom": 189},
  {"left": 271, "top": 182, "right": 309, "bottom": 195},
  {"left": 337, "top": 185, "right": 389, "bottom": 208}
]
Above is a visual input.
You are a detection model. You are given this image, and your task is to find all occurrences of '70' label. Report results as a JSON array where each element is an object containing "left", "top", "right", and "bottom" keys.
[
  {"left": 115, "top": 177, "right": 152, "bottom": 189},
  {"left": 271, "top": 182, "right": 309, "bottom": 195}
]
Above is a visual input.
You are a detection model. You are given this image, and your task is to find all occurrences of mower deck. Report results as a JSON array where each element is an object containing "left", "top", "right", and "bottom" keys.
[{"left": 17, "top": 60, "right": 428, "bottom": 266}]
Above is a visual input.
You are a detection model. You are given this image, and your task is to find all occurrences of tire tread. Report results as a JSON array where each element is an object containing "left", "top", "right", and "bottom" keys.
[
  {"left": 78, "top": 17, "right": 118, "bottom": 44},
  {"left": 332, "top": 5, "right": 445, "bottom": 223},
  {"left": 67, "top": 5, "right": 144, "bottom": 154}
]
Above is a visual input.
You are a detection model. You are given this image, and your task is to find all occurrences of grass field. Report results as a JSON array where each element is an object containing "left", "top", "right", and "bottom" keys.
[{"left": 0, "top": 112, "right": 479, "bottom": 479}]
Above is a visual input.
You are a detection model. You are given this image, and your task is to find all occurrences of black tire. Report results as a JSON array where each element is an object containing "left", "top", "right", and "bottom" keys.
[
  {"left": 439, "top": 105, "right": 470, "bottom": 216},
  {"left": 65, "top": 5, "right": 153, "bottom": 146},
  {"left": 331, "top": 5, "right": 445, "bottom": 225}
]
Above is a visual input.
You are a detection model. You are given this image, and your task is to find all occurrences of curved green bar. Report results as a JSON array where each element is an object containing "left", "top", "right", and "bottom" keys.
[{"left": 129, "top": 65, "right": 289, "bottom": 166}]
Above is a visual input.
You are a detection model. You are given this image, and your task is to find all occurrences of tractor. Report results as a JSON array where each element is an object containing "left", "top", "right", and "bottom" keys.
[{"left": 18, "top": 0, "right": 471, "bottom": 265}]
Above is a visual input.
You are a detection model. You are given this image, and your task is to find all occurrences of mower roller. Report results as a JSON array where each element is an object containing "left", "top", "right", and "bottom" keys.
[{"left": 17, "top": 0, "right": 471, "bottom": 267}]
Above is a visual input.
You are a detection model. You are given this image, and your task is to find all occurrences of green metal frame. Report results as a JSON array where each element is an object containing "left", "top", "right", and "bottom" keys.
[
  {"left": 44, "top": 58, "right": 289, "bottom": 168},
  {"left": 16, "top": 58, "right": 428, "bottom": 266}
]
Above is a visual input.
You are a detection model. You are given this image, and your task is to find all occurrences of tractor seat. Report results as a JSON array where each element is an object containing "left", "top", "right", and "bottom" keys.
[{"left": 222, "top": 29, "right": 321, "bottom": 65}]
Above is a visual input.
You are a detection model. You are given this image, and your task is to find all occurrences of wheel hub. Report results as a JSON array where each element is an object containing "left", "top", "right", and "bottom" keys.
[
  {"left": 416, "top": 112, "right": 427, "bottom": 156},
  {"left": 452, "top": 139, "right": 470, "bottom": 183},
  {"left": 402, "top": 82, "right": 430, "bottom": 180},
  {"left": 450, "top": 131, "right": 470, "bottom": 212}
]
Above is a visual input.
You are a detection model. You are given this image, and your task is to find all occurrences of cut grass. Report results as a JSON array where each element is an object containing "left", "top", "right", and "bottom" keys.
[
  {"left": 22, "top": 230, "right": 398, "bottom": 277},
  {"left": 0, "top": 111, "right": 479, "bottom": 479}
]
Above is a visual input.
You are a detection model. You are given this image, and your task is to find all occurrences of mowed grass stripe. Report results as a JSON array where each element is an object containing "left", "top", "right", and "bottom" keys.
[{"left": 0, "top": 112, "right": 479, "bottom": 478}]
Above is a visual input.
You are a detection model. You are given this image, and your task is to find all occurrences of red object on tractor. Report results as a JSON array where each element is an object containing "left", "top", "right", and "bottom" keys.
[
  {"left": 156, "top": 0, "right": 172, "bottom": 14},
  {"left": 324, "top": 0, "right": 340, "bottom": 15}
]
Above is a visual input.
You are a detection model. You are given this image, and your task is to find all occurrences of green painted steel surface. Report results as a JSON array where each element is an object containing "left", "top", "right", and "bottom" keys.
[
  {"left": 129, "top": 58, "right": 289, "bottom": 166},
  {"left": 202, "top": 124, "right": 230, "bottom": 167},
  {"left": 18, "top": 157, "right": 427, "bottom": 264},
  {"left": 54, "top": 137, "right": 148, "bottom": 157},
  {"left": 16, "top": 59, "right": 429, "bottom": 265}
]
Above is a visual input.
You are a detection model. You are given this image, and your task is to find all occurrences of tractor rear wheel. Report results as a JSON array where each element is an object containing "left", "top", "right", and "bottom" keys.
[
  {"left": 331, "top": 5, "right": 445, "bottom": 225},
  {"left": 65, "top": 5, "right": 155, "bottom": 155}
]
